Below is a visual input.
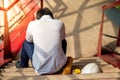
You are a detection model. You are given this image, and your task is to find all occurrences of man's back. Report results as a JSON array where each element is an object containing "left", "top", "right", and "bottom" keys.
[{"left": 26, "top": 15, "right": 67, "bottom": 75}]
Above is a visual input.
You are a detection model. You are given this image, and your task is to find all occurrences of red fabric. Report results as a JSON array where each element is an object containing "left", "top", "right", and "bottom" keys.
[
  {"left": 3, "top": 1, "right": 39, "bottom": 57},
  {"left": 97, "top": 1, "right": 120, "bottom": 56},
  {"left": 0, "top": 0, "right": 41, "bottom": 67},
  {"left": 10, "top": 4, "right": 39, "bottom": 57},
  {"left": 97, "top": 0, "right": 120, "bottom": 68}
]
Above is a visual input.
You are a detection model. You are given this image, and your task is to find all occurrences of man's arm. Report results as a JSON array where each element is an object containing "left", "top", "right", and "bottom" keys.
[
  {"left": 60, "top": 23, "right": 66, "bottom": 41},
  {"left": 61, "top": 22, "right": 67, "bottom": 54},
  {"left": 25, "top": 22, "right": 33, "bottom": 42}
]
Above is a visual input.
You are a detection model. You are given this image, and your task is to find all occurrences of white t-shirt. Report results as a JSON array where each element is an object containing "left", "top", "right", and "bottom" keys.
[{"left": 26, "top": 15, "right": 67, "bottom": 75}]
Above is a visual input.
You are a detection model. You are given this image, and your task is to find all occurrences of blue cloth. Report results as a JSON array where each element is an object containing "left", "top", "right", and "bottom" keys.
[{"left": 105, "top": 8, "right": 120, "bottom": 26}]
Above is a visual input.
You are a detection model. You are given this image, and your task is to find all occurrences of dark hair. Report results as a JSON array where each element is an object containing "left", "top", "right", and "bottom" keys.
[{"left": 36, "top": 7, "right": 53, "bottom": 19}]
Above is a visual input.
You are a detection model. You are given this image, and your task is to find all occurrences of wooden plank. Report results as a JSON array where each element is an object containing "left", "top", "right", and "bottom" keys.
[
  {"left": 2, "top": 60, "right": 32, "bottom": 69},
  {"left": 73, "top": 57, "right": 108, "bottom": 65},
  {"left": 1, "top": 57, "right": 118, "bottom": 73},
  {"left": 1, "top": 77, "right": 120, "bottom": 80},
  {"left": 73, "top": 57, "right": 100, "bottom": 63},
  {"left": 2, "top": 64, "right": 120, "bottom": 73},
  {"left": 1, "top": 67, "right": 34, "bottom": 72},
  {"left": 1, "top": 72, "right": 120, "bottom": 80},
  {"left": 100, "top": 64, "right": 114, "bottom": 68},
  {"left": 1, "top": 71, "right": 37, "bottom": 76},
  {"left": 102, "top": 67, "right": 120, "bottom": 73},
  {"left": 1, "top": 57, "right": 120, "bottom": 80}
]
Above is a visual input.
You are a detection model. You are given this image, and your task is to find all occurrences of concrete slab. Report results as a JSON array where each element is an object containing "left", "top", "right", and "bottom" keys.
[{"left": 43, "top": 0, "right": 118, "bottom": 58}]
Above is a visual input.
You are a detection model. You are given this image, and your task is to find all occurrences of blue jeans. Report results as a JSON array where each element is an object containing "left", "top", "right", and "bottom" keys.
[
  {"left": 20, "top": 40, "right": 34, "bottom": 67},
  {"left": 20, "top": 39, "right": 67, "bottom": 67}
]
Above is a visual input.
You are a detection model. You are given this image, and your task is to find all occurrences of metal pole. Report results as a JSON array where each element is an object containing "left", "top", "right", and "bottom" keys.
[
  {"left": 3, "top": 0, "right": 12, "bottom": 59},
  {"left": 40, "top": 0, "right": 43, "bottom": 8}
]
